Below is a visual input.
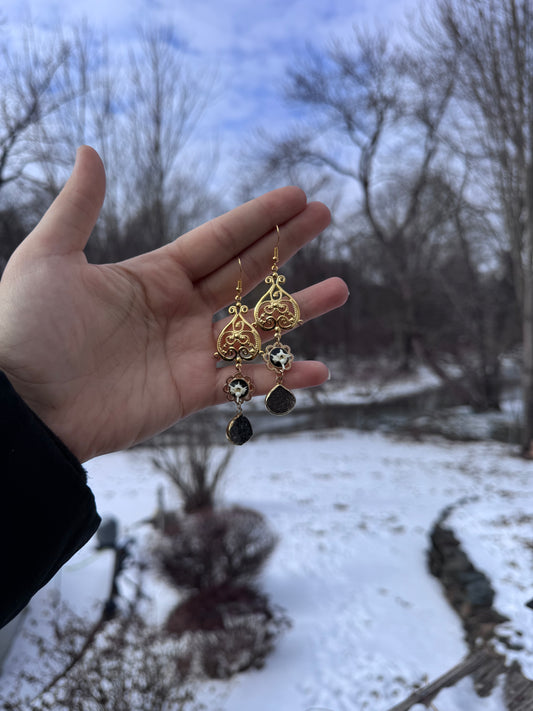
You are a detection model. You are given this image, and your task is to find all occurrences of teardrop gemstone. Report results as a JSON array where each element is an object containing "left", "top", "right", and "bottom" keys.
[
  {"left": 226, "top": 413, "right": 253, "bottom": 445},
  {"left": 265, "top": 384, "right": 296, "bottom": 416}
]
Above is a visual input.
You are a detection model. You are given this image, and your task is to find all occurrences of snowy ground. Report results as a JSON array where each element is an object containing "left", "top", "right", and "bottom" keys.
[{"left": 3, "top": 428, "right": 533, "bottom": 710}]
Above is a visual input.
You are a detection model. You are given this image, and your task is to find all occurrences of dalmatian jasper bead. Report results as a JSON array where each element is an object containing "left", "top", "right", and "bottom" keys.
[
  {"left": 228, "top": 378, "right": 249, "bottom": 402},
  {"left": 269, "top": 346, "right": 293, "bottom": 370}
]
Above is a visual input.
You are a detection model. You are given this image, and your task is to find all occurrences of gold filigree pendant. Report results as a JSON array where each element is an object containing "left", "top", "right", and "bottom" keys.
[{"left": 214, "top": 258, "right": 259, "bottom": 445}]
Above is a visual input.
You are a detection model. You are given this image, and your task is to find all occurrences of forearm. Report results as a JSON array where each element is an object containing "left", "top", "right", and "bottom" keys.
[{"left": 0, "top": 373, "right": 101, "bottom": 628}]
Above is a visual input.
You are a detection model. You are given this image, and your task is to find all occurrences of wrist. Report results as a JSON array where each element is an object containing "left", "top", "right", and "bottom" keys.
[{"left": 0, "top": 370, "right": 84, "bottom": 463}]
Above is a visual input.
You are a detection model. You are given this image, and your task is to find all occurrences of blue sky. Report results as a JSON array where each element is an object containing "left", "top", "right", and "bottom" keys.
[{"left": 2, "top": 0, "right": 420, "bottom": 196}]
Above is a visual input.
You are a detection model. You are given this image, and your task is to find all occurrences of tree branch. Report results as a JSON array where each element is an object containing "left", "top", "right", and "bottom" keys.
[{"left": 386, "top": 648, "right": 492, "bottom": 711}]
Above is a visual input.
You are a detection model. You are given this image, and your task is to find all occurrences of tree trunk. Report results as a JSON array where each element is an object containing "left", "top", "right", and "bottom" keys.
[{"left": 521, "top": 157, "right": 533, "bottom": 456}]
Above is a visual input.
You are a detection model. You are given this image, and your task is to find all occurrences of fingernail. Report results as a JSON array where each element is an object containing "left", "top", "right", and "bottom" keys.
[{"left": 73, "top": 147, "right": 82, "bottom": 170}]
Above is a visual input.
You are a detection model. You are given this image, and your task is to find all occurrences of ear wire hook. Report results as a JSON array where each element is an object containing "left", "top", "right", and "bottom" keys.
[
  {"left": 272, "top": 225, "right": 280, "bottom": 272},
  {"left": 235, "top": 256, "right": 243, "bottom": 303}
]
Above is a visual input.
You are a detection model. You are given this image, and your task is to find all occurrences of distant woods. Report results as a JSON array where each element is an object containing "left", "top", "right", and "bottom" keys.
[
  {"left": 251, "top": 0, "right": 531, "bottom": 428},
  {"left": 0, "top": 23, "right": 220, "bottom": 267},
  {"left": 1, "top": 2, "right": 532, "bottom": 438}
]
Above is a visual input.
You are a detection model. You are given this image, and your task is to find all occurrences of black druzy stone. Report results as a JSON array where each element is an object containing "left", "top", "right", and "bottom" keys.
[
  {"left": 226, "top": 413, "right": 253, "bottom": 445},
  {"left": 265, "top": 384, "right": 296, "bottom": 416}
]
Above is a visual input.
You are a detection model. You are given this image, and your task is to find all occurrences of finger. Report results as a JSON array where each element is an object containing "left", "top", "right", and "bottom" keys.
[
  {"left": 213, "top": 277, "right": 349, "bottom": 342},
  {"left": 214, "top": 360, "right": 330, "bottom": 403},
  {"left": 167, "top": 186, "right": 311, "bottom": 282},
  {"left": 25, "top": 145, "right": 106, "bottom": 257},
  {"left": 199, "top": 201, "right": 332, "bottom": 312}
]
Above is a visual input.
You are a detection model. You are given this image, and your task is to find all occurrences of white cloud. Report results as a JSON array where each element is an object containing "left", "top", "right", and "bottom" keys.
[{"left": 2, "top": 0, "right": 420, "bottom": 199}]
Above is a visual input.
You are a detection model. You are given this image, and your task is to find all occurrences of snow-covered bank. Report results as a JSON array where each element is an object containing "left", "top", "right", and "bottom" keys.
[{"left": 3, "top": 429, "right": 533, "bottom": 710}]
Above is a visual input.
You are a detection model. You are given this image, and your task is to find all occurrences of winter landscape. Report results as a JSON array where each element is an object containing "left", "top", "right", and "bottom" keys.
[
  {"left": 2, "top": 369, "right": 533, "bottom": 711},
  {"left": 1, "top": 0, "right": 532, "bottom": 708}
]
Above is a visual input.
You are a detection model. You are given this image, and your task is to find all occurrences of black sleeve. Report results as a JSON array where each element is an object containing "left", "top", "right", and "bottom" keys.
[{"left": 0, "top": 373, "right": 101, "bottom": 628}]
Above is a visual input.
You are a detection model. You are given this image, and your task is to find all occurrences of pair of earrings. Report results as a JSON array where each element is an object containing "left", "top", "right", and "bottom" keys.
[{"left": 214, "top": 225, "right": 302, "bottom": 445}]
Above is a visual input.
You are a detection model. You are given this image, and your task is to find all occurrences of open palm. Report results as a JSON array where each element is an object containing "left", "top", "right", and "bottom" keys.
[{"left": 0, "top": 147, "right": 348, "bottom": 462}]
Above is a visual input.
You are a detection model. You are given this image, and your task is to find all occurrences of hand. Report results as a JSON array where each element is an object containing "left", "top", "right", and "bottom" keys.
[{"left": 0, "top": 147, "right": 348, "bottom": 462}]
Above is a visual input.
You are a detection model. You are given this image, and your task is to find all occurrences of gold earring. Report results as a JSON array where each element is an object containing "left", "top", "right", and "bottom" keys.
[
  {"left": 214, "top": 258, "right": 261, "bottom": 445},
  {"left": 254, "top": 225, "right": 303, "bottom": 415}
]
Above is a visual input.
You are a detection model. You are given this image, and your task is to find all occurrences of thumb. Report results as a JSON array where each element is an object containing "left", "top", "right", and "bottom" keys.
[{"left": 26, "top": 145, "right": 106, "bottom": 257}]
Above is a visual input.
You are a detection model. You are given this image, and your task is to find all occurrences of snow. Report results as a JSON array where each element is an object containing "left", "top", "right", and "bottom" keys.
[
  {"left": 448, "top": 493, "right": 533, "bottom": 678},
  {"left": 312, "top": 361, "right": 443, "bottom": 405},
  {"left": 413, "top": 676, "right": 506, "bottom": 710},
  {"left": 4, "top": 428, "right": 533, "bottom": 710}
]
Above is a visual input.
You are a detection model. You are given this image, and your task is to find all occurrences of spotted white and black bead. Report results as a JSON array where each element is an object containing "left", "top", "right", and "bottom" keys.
[
  {"left": 269, "top": 346, "right": 293, "bottom": 370},
  {"left": 228, "top": 378, "right": 249, "bottom": 402}
]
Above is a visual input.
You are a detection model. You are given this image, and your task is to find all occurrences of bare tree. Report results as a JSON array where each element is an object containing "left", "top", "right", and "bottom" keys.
[
  {"left": 29, "top": 22, "right": 101, "bottom": 198},
  {"left": 87, "top": 25, "right": 221, "bottom": 262},
  {"left": 124, "top": 27, "right": 216, "bottom": 250},
  {"left": 0, "top": 25, "right": 90, "bottom": 273},
  {"left": 0, "top": 25, "right": 77, "bottom": 195},
  {"left": 0, "top": 21, "right": 221, "bottom": 269},
  {"left": 250, "top": 30, "right": 514, "bottom": 408},
  {"left": 426, "top": 0, "right": 533, "bottom": 446}
]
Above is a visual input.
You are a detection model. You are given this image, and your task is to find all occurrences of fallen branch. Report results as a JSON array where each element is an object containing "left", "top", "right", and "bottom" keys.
[{"left": 386, "top": 649, "right": 491, "bottom": 711}]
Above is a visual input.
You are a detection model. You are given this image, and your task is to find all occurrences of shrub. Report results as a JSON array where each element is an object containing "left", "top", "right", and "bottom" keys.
[
  {"left": 155, "top": 506, "right": 278, "bottom": 590},
  {"left": 1, "top": 606, "right": 192, "bottom": 711},
  {"left": 166, "top": 584, "right": 291, "bottom": 679},
  {"left": 151, "top": 412, "right": 232, "bottom": 513}
]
